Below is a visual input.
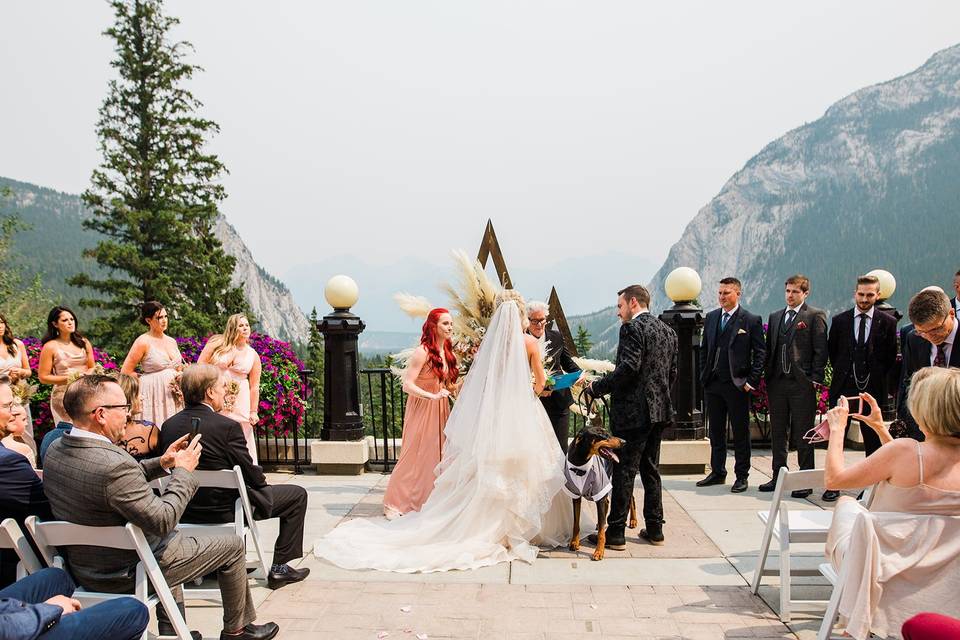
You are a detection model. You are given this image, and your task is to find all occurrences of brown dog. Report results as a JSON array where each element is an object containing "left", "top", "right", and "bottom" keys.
[{"left": 564, "top": 424, "right": 636, "bottom": 560}]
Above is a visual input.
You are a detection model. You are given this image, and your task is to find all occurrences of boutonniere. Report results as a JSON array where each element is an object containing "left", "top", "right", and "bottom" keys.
[
  {"left": 737, "top": 328, "right": 747, "bottom": 335},
  {"left": 796, "top": 321, "right": 808, "bottom": 330}
]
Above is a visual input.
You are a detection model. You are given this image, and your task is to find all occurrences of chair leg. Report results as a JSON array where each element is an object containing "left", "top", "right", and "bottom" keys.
[
  {"left": 246, "top": 522, "right": 270, "bottom": 579},
  {"left": 817, "top": 583, "right": 843, "bottom": 640},
  {"left": 779, "top": 539, "right": 791, "bottom": 623},
  {"left": 751, "top": 528, "right": 773, "bottom": 595}
]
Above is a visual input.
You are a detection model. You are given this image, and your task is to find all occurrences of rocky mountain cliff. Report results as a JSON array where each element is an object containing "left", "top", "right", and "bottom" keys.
[
  {"left": 648, "top": 44, "right": 960, "bottom": 318},
  {"left": 575, "top": 44, "right": 960, "bottom": 359},
  {"left": 0, "top": 176, "right": 309, "bottom": 343}
]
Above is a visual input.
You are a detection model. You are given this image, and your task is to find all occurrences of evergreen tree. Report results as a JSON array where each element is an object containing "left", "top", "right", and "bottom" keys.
[
  {"left": 303, "top": 307, "right": 325, "bottom": 436},
  {"left": 70, "top": 0, "right": 247, "bottom": 352},
  {"left": 573, "top": 324, "right": 593, "bottom": 355}
]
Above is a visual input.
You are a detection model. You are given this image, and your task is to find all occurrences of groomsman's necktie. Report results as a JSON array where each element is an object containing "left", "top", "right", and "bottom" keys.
[
  {"left": 857, "top": 313, "right": 867, "bottom": 348},
  {"left": 720, "top": 312, "right": 730, "bottom": 332},
  {"left": 934, "top": 343, "right": 948, "bottom": 368},
  {"left": 783, "top": 309, "right": 795, "bottom": 331}
]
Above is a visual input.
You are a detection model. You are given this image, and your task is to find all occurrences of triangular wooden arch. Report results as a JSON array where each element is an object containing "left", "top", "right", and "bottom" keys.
[{"left": 476, "top": 219, "right": 579, "bottom": 356}]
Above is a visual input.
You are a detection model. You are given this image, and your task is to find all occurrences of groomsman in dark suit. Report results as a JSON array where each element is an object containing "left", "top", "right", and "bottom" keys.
[
  {"left": 527, "top": 301, "right": 581, "bottom": 453},
  {"left": 760, "top": 274, "right": 828, "bottom": 497},
  {"left": 587, "top": 285, "right": 677, "bottom": 548},
  {"left": 899, "top": 289, "right": 960, "bottom": 439},
  {"left": 696, "top": 278, "right": 765, "bottom": 493},
  {"left": 823, "top": 275, "right": 898, "bottom": 501}
]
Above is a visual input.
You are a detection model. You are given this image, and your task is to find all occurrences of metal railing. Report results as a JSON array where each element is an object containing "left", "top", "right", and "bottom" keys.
[{"left": 360, "top": 367, "right": 406, "bottom": 472}]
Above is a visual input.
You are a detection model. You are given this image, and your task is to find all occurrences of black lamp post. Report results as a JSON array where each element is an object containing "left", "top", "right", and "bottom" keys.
[
  {"left": 319, "top": 275, "right": 366, "bottom": 441},
  {"left": 658, "top": 268, "right": 706, "bottom": 441}
]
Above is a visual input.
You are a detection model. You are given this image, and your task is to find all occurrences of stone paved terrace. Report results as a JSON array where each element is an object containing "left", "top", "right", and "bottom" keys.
[{"left": 164, "top": 449, "right": 864, "bottom": 639}]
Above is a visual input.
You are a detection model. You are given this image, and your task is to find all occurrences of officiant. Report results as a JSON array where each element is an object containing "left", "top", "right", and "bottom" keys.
[{"left": 527, "top": 301, "right": 581, "bottom": 452}]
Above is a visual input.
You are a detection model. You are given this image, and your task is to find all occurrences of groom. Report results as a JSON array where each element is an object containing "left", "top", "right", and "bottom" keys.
[{"left": 586, "top": 285, "right": 678, "bottom": 548}]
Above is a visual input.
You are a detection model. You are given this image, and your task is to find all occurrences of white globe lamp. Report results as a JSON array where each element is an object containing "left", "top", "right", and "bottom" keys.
[
  {"left": 324, "top": 275, "right": 360, "bottom": 310},
  {"left": 664, "top": 267, "right": 702, "bottom": 304},
  {"left": 866, "top": 269, "right": 896, "bottom": 301}
]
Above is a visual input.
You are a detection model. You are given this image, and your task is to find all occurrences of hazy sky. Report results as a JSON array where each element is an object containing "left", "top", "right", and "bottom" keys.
[{"left": 3, "top": 2, "right": 959, "bottom": 282}]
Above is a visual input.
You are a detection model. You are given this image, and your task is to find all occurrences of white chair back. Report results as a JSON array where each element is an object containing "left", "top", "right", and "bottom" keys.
[
  {"left": 25, "top": 516, "right": 193, "bottom": 640},
  {"left": 0, "top": 518, "right": 43, "bottom": 578}
]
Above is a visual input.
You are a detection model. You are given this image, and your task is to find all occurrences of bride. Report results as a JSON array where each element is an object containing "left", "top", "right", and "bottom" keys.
[{"left": 313, "top": 290, "right": 591, "bottom": 573}]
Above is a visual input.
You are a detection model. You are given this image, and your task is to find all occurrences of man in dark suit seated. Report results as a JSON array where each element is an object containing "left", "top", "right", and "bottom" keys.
[
  {"left": 0, "top": 375, "right": 52, "bottom": 588},
  {"left": 158, "top": 364, "right": 309, "bottom": 590},
  {"left": 899, "top": 289, "right": 959, "bottom": 439},
  {"left": 824, "top": 274, "right": 898, "bottom": 501},
  {"left": 697, "top": 277, "right": 765, "bottom": 493},
  {"left": 526, "top": 301, "right": 581, "bottom": 453},
  {"left": 43, "top": 375, "right": 279, "bottom": 640}
]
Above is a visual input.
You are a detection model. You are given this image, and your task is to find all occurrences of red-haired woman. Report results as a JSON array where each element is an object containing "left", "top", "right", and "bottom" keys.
[{"left": 383, "top": 308, "right": 459, "bottom": 519}]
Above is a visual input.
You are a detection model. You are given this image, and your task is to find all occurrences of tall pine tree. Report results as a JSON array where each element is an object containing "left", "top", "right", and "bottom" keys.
[{"left": 71, "top": 0, "right": 247, "bottom": 352}]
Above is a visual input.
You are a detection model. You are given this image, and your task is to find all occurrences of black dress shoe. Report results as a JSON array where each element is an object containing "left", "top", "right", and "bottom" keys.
[
  {"left": 220, "top": 622, "right": 280, "bottom": 640},
  {"left": 731, "top": 478, "right": 748, "bottom": 493},
  {"left": 639, "top": 527, "right": 665, "bottom": 546},
  {"left": 266, "top": 564, "right": 310, "bottom": 590},
  {"left": 158, "top": 624, "right": 201, "bottom": 640},
  {"left": 696, "top": 472, "right": 727, "bottom": 487},
  {"left": 758, "top": 479, "right": 778, "bottom": 492},
  {"left": 821, "top": 490, "right": 840, "bottom": 502},
  {"left": 586, "top": 531, "right": 626, "bottom": 550},
  {"left": 791, "top": 488, "right": 813, "bottom": 499}
]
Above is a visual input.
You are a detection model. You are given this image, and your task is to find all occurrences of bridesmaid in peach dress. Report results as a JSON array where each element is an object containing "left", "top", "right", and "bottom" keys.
[
  {"left": 198, "top": 314, "right": 262, "bottom": 463},
  {"left": 383, "top": 308, "right": 459, "bottom": 519},
  {"left": 37, "top": 306, "right": 94, "bottom": 425},
  {"left": 121, "top": 302, "right": 184, "bottom": 427}
]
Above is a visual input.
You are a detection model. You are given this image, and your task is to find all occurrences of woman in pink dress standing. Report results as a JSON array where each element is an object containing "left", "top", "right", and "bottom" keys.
[
  {"left": 383, "top": 308, "right": 459, "bottom": 519},
  {"left": 37, "top": 306, "right": 94, "bottom": 425},
  {"left": 198, "top": 314, "right": 262, "bottom": 463},
  {"left": 120, "top": 301, "right": 184, "bottom": 427}
]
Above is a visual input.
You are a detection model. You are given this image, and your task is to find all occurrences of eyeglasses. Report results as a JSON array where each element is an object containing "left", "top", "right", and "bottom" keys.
[
  {"left": 530, "top": 319, "right": 547, "bottom": 326},
  {"left": 91, "top": 403, "right": 132, "bottom": 414},
  {"left": 915, "top": 314, "right": 949, "bottom": 337},
  {"left": 0, "top": 401, "right": 14, "bottom": 410}
]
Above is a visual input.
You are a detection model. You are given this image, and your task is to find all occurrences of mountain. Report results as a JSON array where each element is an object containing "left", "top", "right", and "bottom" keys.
[
  {"left": 577, "top": 44, "right": 960, "bottom": 357},
  {"left": 283, "top": 252, "right": 659, "bottom": 334},
  {"left": 646, "top": 44, "right": 960, "bottom": 319},
  {"left": 0, "top": 176, "right": 309, "bottom": 343}
]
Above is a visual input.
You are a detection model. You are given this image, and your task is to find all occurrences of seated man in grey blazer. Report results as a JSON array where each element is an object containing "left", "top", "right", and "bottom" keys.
[{"left": 43, "top": 375, "right": 279, "bottom": 640}]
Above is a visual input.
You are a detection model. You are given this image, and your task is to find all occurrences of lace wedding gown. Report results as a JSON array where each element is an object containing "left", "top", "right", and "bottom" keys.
[{"left": 314, "top": 300, "right": 591, "bottom": 573}]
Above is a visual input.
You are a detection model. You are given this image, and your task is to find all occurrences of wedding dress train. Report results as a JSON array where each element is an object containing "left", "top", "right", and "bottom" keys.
[{"left": 313, "top": 300, "right": 590, "bottom": 573}]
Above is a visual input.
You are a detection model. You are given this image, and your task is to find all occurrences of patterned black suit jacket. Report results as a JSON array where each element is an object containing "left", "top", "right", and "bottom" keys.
[
  {"left": 765, "top": 302, "right": 829, "bottom": 385},
  {"left": 591, "top": 313, "right": 678, "bottom": 435}
]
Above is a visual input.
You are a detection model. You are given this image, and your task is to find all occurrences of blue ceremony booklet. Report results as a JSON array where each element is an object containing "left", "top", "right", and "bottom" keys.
[{"left": 550, "top": 371, "right": 581, "bottom": 390}]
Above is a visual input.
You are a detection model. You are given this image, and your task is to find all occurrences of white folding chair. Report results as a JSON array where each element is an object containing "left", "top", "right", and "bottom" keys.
[
  {"left": 0, "top": 518, "right": 43, "bottom": 579},
  {"left": 25, "top": 516, "right": 192, "bottom": 640},
  {"left": 175, "top": 465, "right": 270, "bottom": 599},
  {"left": 750, "top": 469, "right": 834, "bottom": 622}
]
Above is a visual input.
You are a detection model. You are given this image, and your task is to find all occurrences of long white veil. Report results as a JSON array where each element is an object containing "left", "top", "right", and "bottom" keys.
[{"left": 314, "top": 300, "right": 575, "bottom": 573}]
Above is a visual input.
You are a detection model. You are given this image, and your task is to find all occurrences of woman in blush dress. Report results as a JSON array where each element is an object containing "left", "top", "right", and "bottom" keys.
[
  {"left": 120, "top": 301, "right": 184, "bottom": 427},
  {"left": 198, "top": 314, "right": 261, "bottom": 462},
  {"left": 37, "top": 306, "right": 94, "bottom": 425},
  {"left": 382, "top": 308, "right": 459, "bottom": 519},
  {"left": 0, "top": 311, "right": 35, "bottom": 442}
]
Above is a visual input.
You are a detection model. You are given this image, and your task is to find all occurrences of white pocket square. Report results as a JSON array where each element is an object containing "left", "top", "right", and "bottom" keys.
[{"left": 737, "top": 328, "right": 747, "bottom": 335}]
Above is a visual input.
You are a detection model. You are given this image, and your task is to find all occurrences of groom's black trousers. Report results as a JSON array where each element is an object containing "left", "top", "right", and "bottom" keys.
[{"left": 608, "top": 422, "right": 664, "bottom": 534}]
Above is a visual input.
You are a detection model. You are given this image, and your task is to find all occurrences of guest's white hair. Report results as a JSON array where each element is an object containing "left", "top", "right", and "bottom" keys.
[{"left": 527, "top": 300, "right": 550, "bottom": 317}]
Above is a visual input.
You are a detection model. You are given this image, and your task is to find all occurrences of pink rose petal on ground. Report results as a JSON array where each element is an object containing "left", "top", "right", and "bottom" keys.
[
  {"left": 400, "top": 606, "right": 412, "bottom": 613},
  {"left": 377, "top": 632, "right": 389, "bottom": 639},
  {"left": 589, "top": 604, "right": 598, "bottom": 610}
]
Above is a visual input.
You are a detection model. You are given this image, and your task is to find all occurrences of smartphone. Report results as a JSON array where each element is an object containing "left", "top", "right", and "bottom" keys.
[
  {"left": 189, "top": 416, "right": 201, "bottom": 441},
  {"left": 843, "top": 396, "right": 863, "bottom": 415}
]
